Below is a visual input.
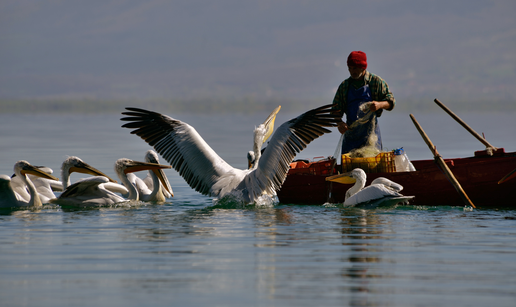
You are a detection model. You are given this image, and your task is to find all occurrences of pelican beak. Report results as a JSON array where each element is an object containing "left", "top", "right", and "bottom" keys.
[
  {"left": 70, "top": 161, "right": 118, "bottom": 183},
  {"left": 32, "top": 166, "right": 54, "bottom": 174},
  {"left": 124, "top": 160, "right": 171, "bottom": 174},
  {"left": 325, "top": 172, "right": 357, "bottom": 184},
  {"left": 144, "top": 152, "right": 174, "bottom": 197},
  {"left": 498, "top": 167, "right": 516, "bottom": 184},
  {"left": 262, "top": 105, "right": 281, "bottom": 144},
  {"left": 124, "top": 160, "right": 173, "bottom": 195},
  {"left": 151, "top": 168, "right": 174, "bottom": 197},
  {"left": 21, "top": 164, "right": 59, "bottom": 181}
]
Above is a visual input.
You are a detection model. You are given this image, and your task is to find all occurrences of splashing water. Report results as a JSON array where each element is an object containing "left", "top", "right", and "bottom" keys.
[
  {"left": 254, "top": 194, "right": 279, "bottom": 207},
  {"left": 212, "top": 192, "right": 278, "bottom": 208}
]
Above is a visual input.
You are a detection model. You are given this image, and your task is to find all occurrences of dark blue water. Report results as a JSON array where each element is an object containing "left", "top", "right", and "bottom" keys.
[{"left": 1, "top": 110, "right": 516, "bottom": 307}]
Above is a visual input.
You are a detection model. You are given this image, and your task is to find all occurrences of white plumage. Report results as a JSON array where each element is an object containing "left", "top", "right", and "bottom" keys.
[
  {"left": 52, "top": 176, "right": 127, "bottom": 207},
  {"left": 331, "top": 168, "right": 413, "bottom": 206},
  {"left": 9, "top": 166, "right": 61, "bottom": 204},
  {"left": 121, "top": 104, "right": 340, "bottom": 203},
  {"left": 127, "top": 150, "right": 173, "bottom": 202},
  {"left": 60, "top": 156, "right": 119, "bottom": 190},
  {"left": 53, "top": 158, "right": 172, "bottom": 207},
  {"left": 0, "top": 161, "right": 59, "bottom": 208},
  {"left": 11, "top": 156, "right": 124, "bottom": 204}
]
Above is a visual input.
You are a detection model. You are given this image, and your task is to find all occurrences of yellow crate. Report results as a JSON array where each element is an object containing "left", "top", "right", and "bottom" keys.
[{"left": 341, "top": 152, "right": 396, "bottom": 173}]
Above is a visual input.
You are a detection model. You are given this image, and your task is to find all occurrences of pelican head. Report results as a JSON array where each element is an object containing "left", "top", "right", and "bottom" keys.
[
  {"left": 6, "top": 161, "right": 60, "bottom": 207},
  {"left": 115, "top": 158, "right": 173, "bottom": 195},
  {"left": 11, "top": 165, "right": 54, "bottom": 179},
  {"left": 261, "top": 105, "right": 281, "bottom": 144},
  {"left": 326, "top": 168, "right": 366, "bottom": 185},
  {"left": 62, "top": 156, "right": 117, "bottom": 184},
  {"left": 326, "top": 168, "right": 367, "bottom": 199},
  {"left": 16, "top": 161, "right": 59, "bottom": 182},
  {"left": 341, "top": 168, "right": 367, "bottom": 185},
  {"left": 249, "top": 105, "right": 281, "bottom": 169}
]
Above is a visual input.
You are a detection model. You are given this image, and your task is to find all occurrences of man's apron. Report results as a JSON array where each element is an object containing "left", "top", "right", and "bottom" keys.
[{"left": 341, "top": 84, "right": 382, "bottom": 154}]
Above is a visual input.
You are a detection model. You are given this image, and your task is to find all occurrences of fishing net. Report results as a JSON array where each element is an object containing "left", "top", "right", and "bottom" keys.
[
  {"left": 347, "top": 102, "right": 381, "bottom": 158},
  {"left": 340, "top": 102, "right": 396, "bottom": 173}
]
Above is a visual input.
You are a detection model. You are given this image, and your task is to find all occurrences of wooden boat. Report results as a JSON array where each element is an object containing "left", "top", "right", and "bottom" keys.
[
  {"left": 278, "top": 99, "right": 516, "bottom": 208},
  {"left": 277, "top": 148, "right": 516, "bottom": 207}
]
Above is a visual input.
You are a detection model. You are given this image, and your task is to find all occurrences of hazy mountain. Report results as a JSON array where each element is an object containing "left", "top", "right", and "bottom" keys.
[{"left": 1, "top": 0, "right": 515, "bottom": 109}]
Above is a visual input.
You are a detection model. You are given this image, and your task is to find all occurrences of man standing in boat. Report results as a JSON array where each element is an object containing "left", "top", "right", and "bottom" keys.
[{"left": 332, "top": 51, "right": 395, "bottom": 154}]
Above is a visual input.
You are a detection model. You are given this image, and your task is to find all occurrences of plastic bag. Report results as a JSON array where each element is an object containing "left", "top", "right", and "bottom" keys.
[{"left": 393, "top": 148, "right": 416, "bottom": 172}]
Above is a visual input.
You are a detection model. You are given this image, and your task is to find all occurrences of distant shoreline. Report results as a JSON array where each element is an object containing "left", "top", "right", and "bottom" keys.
[{"left": 1, "top": 98, "right": 514, "bottom": 114}]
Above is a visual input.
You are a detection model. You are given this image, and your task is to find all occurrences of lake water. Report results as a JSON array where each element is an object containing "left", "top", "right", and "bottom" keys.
[{"left": 1, "top": 109, "right": 516, "bottom": 307}]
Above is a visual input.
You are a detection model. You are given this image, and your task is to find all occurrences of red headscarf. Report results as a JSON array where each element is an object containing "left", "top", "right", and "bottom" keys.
[{"left": 347, "top": 51, "right": 367, "bottom": 69}]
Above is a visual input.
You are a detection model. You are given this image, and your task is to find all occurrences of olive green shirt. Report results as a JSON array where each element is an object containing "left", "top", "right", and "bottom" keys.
[{"left": 332, "top": 70, "right": 395, "bottom": 118}]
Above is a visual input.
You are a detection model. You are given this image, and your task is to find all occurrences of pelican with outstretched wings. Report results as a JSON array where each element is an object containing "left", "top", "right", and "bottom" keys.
[{"left": 121, "top": 104, "right": 339, "bottom": 203}]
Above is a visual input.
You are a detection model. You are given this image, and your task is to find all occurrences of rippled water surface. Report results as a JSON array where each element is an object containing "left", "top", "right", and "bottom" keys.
[{"left": 1, "top": 111, "right": 516, "bottom": 307}]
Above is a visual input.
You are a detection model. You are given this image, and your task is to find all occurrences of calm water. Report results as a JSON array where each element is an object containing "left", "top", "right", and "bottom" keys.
[{"left": 1, "top": 110, "right": 516, "bottom": 307}]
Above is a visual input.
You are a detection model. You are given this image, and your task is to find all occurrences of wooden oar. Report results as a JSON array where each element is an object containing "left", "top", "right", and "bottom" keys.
[
  {"left": 498, "top": 167, "right": 516, "bottom": 184},
  {"left": 410, "top": 114, "right": 476, "bottom": 208},
  {"left": 434, "top": 98, "right": 497, "bottom": 155}
]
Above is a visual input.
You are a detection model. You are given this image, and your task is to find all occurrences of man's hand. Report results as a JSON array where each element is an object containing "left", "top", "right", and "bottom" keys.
[
  {"left": 369, "top": 101, "right": 392, "bottom": 112},
  {"left": 337, "top": 121, "right": 349, "bottom": 134}
]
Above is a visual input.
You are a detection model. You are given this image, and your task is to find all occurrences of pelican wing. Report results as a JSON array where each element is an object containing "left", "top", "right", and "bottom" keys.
[
  {"left": 103, "top": 182, "right": 130, "bottom": 195},
  {"left": 55, "top": 176, "right": 126, "bottom": 206},
  {"left": 30, "top": 177, "right": 61, "bottom": 203},
  {"left": 8, "top": 175, "right": 30, "bottom": 202},
  {"left": 246, "top": 104, "right": 340, "bottom": 198},
  {"left": 127, "top": 173, "right": 152, "bottom": 195},
  {"left": 121, "top": 108, "right": 233, "bottom": 196},
  {"left": 370, "top": 177, "right": 404, "bottom": 192},
  {"left": 58, "top": 176, "right": 110, "bottom": 199}
]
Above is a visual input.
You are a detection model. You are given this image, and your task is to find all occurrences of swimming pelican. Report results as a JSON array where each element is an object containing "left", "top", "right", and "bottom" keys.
[
  {"left": 326, "top": 168, "right": 414, "bottom": 206},
  {"left": 60, "top": 156, "right": 118, "bottom": 189},
  {"left": 121, "top": 104, "right": 340, "bottom": 203},
  {"left": 53, "top": 158, "right": 172, "bottom": 206},
  {"left": 9, "top": 156, "right": 123, "bottom": 203},
  {"left": 9, "top": 166, "right": 62, "bottom": 203},
  {"left": 60, "top": 156, "right": 129, "bottom": 196},
  {"left": 52, "top": 176, "right": 127, "bottom": 207},
  {"left": 134, "top": 150, "right": 173, "bottom": 201},
  {"left": 0, "top": 161, "right": 60, "bottom": 208}
]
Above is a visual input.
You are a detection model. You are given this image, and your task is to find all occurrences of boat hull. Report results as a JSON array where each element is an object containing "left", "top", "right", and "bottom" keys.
[{"left": 277, "top": 150, "right": 516, "bottom": 208}]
